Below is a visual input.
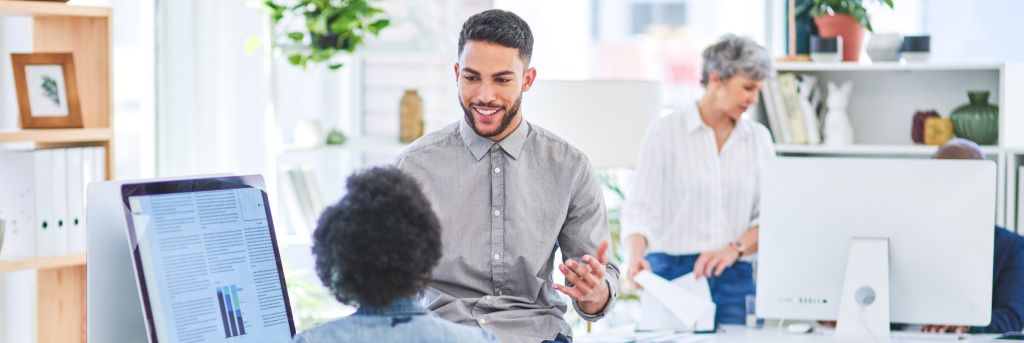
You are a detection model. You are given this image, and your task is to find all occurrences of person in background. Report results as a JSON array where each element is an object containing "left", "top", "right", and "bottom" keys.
[
  {"left": 620, "top": 34, "right": 775, "bottom": 325},
  {"left": 394, "top": 9, "right": 619, "bottom": 343},
  {"left": 292, "top": 167, "right": 500, "bottom": 343},
  {"left": 921, "top": 138, "right": 1024, "bottom": 334}
]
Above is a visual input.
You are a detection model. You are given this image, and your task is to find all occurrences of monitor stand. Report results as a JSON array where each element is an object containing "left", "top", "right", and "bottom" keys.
[{"left": 836, "top": 237, "right": 891, "bottom": 343}]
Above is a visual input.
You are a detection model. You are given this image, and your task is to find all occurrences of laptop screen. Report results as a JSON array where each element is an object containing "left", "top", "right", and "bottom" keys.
[{"left": 121, "top": 176, "right": 295, "bottom": 343}]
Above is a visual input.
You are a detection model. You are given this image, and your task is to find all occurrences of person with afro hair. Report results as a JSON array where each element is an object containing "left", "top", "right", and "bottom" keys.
[{"left": 291, "top": 166, "right": 500, "bottom": 343}]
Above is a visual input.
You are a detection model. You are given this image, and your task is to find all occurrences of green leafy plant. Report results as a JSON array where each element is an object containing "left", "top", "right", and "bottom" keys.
[
  {"left": 41, "top": 75, "right": 60, "bottom": 105},
  {"left": 247, "top": 0, "right": 391, "bottom": 70},
  {"left": 797, "top": 0, "right": 894, "bottom": 32}
]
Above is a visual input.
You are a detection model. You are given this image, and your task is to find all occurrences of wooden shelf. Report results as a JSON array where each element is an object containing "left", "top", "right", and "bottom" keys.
[
  {"left": 775, "top": 62, "right": 1003, "bottom": 72},
  {"left": 0, "top": 1, "right": 110, "bottom": 17},
  {"left": 0, "top": 128, "right": 112, "bottom": 143},
  {"left": 775, "top": 144, "right": 1000, "bottom": 156},
  {"left": 0, "top": 254, "right": 86, "bottom": 273}
]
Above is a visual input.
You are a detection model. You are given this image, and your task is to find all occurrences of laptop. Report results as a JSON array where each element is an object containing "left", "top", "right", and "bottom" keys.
[{"left": 121, "top": 175, "right": 295, "bottom": 343}]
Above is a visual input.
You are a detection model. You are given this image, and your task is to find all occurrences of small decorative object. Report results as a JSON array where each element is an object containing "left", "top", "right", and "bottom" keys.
[
  {"left": 867, "top": 33, "right": 903, "bottom": 62},
  {"left": 902, "top": 36, "right": 931, "bottom": 63},
  {"left": 924, "top": 117, "right": 954, "bottom": 146},
  {"left": 325, "top": 129, "right": 347, "bottom": 145},
  {"left": 246, "top": 1, "right": 391, "bottom": 70},
  {"left": 11, "top": 53, "right": 82, "bottom": 129},
  {"left": 399, "top": 89, "right": 424, "bottom": 143},
  {"left": 810, "top": 36, "right": 842, "bottom": 63},
  {"left": 950, "top": 91, "right": 999, "bottom": 145},
  {"left": 911, "top": 110, "right": 940, "bottom": 144},
  {"left": 294, "top": 119, "right": 323, "bottom": 148},
  {"left": 800, "top": 0, "right": 894, "bottom": 62},
  {"left": 823, "top": 81, "right": 855, "bottom": 145}
]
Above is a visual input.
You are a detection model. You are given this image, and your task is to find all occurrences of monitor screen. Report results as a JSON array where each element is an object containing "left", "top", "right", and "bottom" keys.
[{"left": 122, "top": 176, "right": 295, "bottom": 343}]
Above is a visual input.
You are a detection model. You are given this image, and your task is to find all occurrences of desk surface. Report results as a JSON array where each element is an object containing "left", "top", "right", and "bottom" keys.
[
  {"left": 581, "top": 325, "right": 1006, "bottom": 342},
  {"left": 713, "top": 325, "right": 1003, "bottom": 342}
]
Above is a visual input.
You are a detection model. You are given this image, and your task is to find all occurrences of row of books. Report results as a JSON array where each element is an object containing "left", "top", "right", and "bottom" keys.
[
  {"left": 762, "top": 72, "right": 824, "bottom": 144},
  {"left": 278, "top": 165, "right": 325, "bottom": 237},
  {"left": 0, "top": 147, "right": 106, "bottom": 259}
]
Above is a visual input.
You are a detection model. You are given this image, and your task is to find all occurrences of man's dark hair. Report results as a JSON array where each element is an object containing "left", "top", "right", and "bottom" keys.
[
  {"left": 311, "top": 167, "right": 443, "bottom": 307},
  {"left": 458, "top": 9, "right": 534, "bottom": 66}
]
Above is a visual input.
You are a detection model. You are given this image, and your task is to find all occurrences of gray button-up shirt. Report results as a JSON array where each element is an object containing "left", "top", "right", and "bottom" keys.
[{"left": 394, "top": 119, "right": 620, "bottom": 343}]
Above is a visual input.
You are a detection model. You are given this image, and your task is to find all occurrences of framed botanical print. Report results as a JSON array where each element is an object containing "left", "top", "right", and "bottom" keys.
[{"left": 12, "top": 53, "right": 83, "bottom": 129}]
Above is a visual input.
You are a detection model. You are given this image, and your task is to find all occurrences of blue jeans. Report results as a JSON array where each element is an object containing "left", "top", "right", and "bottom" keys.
[{"left": 646, "top": 253, "right": 755, "bottom": 325}]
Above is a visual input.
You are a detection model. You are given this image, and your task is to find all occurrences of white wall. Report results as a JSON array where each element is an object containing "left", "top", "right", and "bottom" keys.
[
  {"left": 157, "top": 0, "right": 268, "bottom": 177},
  {"left": 923, "top": 0, "right": 1024, "bottom": 63}
]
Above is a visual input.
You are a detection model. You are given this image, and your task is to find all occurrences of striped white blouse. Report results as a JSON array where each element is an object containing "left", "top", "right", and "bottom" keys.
[{"left": 621, "top": 103, "right": 776, "bottom": 256}]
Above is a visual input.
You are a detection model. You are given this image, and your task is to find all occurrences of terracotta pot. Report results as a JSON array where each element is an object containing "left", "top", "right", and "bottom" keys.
[{"left": 814, "top": 13, "right": 864, "bottom": 62}]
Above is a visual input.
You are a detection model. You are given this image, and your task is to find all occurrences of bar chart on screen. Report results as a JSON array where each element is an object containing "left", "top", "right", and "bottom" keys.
[{"left": 216, "top": 285, "right": 248, "bottom": 338}]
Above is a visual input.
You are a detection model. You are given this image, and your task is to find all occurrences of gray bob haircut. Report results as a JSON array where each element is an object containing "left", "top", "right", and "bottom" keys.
[{"left": 700, "top": 34, "right": 773, "bottom": 87}]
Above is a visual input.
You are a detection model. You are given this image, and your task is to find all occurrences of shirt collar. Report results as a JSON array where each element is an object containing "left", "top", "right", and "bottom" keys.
[
  {"left": 355, "top": 297, "right": 429, "bottom": 316},
  {"left": 458, "top": 117, "right": 529, "bottom": 161},
  {"left": 682, "top": 102, "right": 752, "bottom": 139}
]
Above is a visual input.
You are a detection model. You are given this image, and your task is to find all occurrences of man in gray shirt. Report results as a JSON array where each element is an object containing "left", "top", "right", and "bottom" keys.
[{"left": 394, "top": 9, "right": 619, "bottom": 343}]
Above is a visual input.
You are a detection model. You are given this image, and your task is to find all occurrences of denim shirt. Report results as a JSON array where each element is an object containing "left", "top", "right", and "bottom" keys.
[{"left": 291, "top": 298, "right": 500, "bottom": 343}]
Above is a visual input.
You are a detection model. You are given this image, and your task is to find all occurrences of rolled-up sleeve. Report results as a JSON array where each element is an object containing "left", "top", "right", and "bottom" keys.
[
  {"left": 559, "top": 155, "right": 620, "bottom": 322},
  {"left": 620, "top": 122, "right": 666, "bottom": 249}
]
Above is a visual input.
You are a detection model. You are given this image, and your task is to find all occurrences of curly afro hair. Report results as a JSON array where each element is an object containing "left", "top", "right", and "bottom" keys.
[{"left": 311, "top": 166, "right": 443, "bottom": 308}]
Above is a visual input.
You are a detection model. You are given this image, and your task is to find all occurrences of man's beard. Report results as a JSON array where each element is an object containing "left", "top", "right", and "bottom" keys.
[{"left": 460, "top": 93, "right": 523, "bottom": 138}]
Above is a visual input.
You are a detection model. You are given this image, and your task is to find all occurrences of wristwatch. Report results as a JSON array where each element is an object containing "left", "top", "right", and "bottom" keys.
[{"left": 729, "top": 241, "right": 746, "bottom": 257}]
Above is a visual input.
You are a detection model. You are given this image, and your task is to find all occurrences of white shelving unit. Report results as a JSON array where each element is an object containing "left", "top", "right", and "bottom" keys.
[
  {"left": 775, "top": 144, "right": 1000, "bottom": 156},
  {"left": 1006, "top": 148, "right": 1024, "bottom": 233},
  {"left": 766, "top": 62, "right": 1024, "bottom": 230}
]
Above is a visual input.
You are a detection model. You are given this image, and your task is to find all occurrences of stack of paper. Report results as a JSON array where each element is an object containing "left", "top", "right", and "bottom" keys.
[{"left": 635, "top": 271, "right": 716, "bottom": 333}]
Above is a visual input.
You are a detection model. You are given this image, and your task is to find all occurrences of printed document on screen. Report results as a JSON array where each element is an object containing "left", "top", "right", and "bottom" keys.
[{"left": 130, "top": 188, "right": 291, "bottom": 343}]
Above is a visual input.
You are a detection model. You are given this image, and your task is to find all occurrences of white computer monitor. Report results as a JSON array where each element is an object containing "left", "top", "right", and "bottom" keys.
[
  {"left": 756, "top": 158, "right": 995, "bottom": 332},
  {"left": 87, "top": 174, "right": 233, "bottom": 343}
]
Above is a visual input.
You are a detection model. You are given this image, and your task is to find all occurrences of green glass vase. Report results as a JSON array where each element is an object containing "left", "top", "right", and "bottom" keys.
[{"left": 950, "top": 91, "right": 999, "bottom": 145}]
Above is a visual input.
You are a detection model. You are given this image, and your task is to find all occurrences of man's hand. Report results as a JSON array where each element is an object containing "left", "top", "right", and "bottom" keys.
[
  {"left": 554, "top": 240, "right": 611, "bottom": 314},
  {"left": 921, "top": 325, "right": 969, "bottom": 334},
  {"left": 693, "top": 245, "right": 741, "bottom": 279},
  {"left": 626, "top": 255, "right": 651, "bottom": 290}
]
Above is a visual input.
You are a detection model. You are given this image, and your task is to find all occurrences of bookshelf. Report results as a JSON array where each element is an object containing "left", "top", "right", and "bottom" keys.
[
  {"left": 775, "top": 144, "right": 1000, "bottom": 156},
  {"left": 0, "top": 1, "right": 113, "bottom": 342},
  {"left": 0, "top": 253, "right": 86, "bottom": 273},
  {"left": 1005, "top": 148, "right": 1024, "bottom": 233},
  {"left": 764, "top": 62, "right": 1024, "bottom": 230}
]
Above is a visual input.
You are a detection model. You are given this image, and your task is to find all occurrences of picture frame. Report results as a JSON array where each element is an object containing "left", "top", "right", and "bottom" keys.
[{"left": 12, "top": 53, "right": 83, "bottom": 129}]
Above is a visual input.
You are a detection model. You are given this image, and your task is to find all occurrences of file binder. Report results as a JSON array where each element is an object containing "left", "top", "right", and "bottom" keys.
[{"left": 35, "top": 150, "right": 54, "bottom": 257}]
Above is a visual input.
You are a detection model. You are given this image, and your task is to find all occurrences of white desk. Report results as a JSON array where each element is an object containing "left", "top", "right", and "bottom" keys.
[
  {"left": 712, "top": 325, "right": 1003, "bottom": 342},
  {"left": 580, "top": 325, "right": 1006, "bottom": 342}
]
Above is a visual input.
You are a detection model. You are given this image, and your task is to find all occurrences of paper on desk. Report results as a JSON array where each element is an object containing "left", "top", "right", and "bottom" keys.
[{"left": 635, "top": 271, "right": 716, "bottom": 332}]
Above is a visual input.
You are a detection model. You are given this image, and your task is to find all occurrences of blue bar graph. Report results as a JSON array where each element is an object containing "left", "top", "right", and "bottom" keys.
[{"left": 216, "top": 285, "right": 246, "bottom": 337}]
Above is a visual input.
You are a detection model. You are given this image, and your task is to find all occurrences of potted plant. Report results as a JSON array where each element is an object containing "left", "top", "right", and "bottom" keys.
[
  {"left": 247, "top": 0, "right": 391, "bottom": 70},
  {"left": 798, "top": 0, "right": 893, "bottom": 62}
]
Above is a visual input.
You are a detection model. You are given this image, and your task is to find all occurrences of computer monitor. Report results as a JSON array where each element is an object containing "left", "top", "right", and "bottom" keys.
[
  {"left": 87, "top": 174, "right": 233, "bottom": 343},
  {"left": 120, "top": 175, "right": 295, "bottom": 343},
  {"left": 756, "top": 158, "right": 995, "bottom": 331}
]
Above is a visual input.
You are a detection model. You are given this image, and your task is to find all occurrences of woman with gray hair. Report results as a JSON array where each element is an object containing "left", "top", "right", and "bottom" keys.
[{"left": 621, "top": 34, "right": 776, "bottom": 325}]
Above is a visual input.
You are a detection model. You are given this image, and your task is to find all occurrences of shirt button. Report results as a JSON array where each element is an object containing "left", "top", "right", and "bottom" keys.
[
  {"left": 492, "top": 144, "right": 500, "bottom": 150},
  {"left": 494, "top": 210, "right": 501, "bottom": 216},
  {"left": 484, "top": 295, "right": 492, "bottom": 300},
  {"left": 497, "top": 290, "right": 504, "bottom": 296},
  {"left": 494, "top": 167, "right": 501, "bottom": 174},
  {"left": 493, "top": 254, "right": 500, "bottom": 260},
  {"left": 479, "top": 318, "right": 487, "bottom": 324}
]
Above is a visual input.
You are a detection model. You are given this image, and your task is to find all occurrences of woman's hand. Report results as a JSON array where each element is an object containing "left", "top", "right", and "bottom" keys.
[
  {"left": 626, "top": 255, "right": 652, "bottom": 289},
  {"left": 693, "top": 245, "right": 741, "bottom": 279}
]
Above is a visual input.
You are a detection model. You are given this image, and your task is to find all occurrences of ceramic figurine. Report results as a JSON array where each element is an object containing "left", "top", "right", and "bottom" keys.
[{"left": 823, "top": 81, "right": 854, "bottom": 145}]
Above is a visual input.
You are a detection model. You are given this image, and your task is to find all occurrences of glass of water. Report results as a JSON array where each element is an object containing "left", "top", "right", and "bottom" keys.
[{"left": 745, "top": 294, "right": 764, "bottom": 328}]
